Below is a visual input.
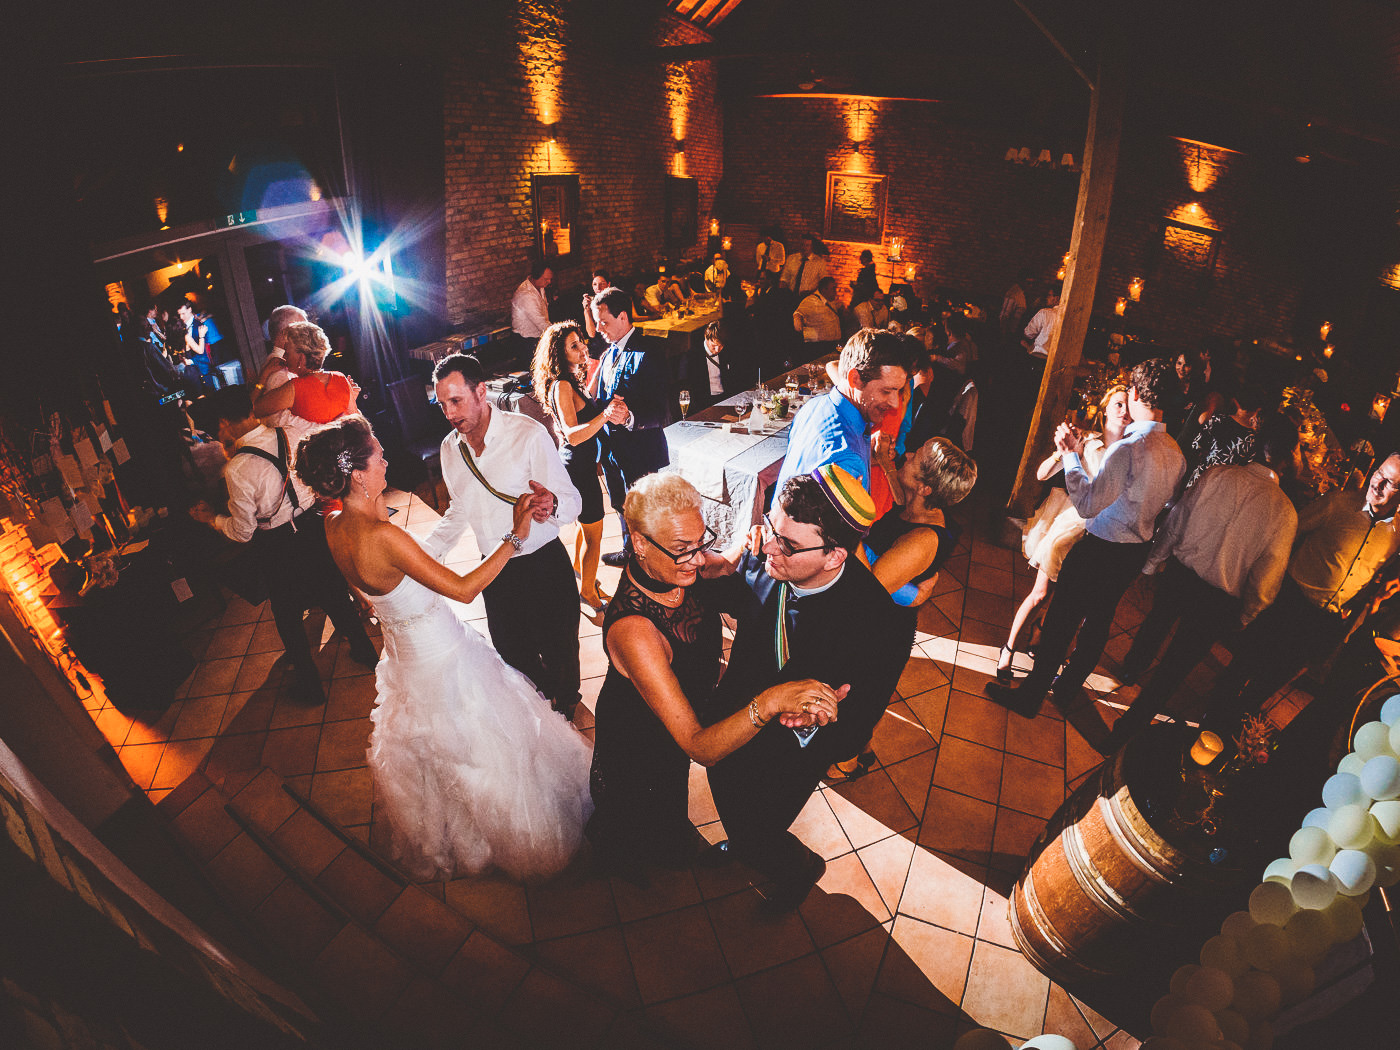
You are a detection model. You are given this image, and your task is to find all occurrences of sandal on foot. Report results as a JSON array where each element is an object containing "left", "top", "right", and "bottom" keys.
[{"left": 996, "top": 646, "right": 1016, "bottom": 683}]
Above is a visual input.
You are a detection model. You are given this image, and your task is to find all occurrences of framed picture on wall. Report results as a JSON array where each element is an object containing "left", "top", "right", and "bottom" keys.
[
  {"left": 531, "top": 173, "right": 580, "bottom": 267},
  {"left": 664, "top": 175, "right": 698, "bottom": 248},
  {"left": 824, "top": 171, "right": 887, "bottom": 245}
]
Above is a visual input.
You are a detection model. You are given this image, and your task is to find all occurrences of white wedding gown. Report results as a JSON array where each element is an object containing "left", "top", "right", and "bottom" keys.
[{"left": 366, "top": 568, "right": 593, "bottom": 881}]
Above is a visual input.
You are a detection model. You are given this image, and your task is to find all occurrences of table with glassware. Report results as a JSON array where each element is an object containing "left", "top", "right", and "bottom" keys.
[
  {"left": 637, "top": 300, "right": 723, "bottom": 399},
  {"left": 662, "top": 357, "right": 838, "bottom": 546}
]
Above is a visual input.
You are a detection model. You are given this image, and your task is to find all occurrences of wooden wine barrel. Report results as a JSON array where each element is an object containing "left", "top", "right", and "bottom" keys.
[{"left": 1009, "top": 728, "right": 1251, "bottom": 987}]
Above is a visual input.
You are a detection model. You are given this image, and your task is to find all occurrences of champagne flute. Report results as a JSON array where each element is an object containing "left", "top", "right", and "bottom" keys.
[{"left": 679, "top": 389, "right": 691, "bottom": 419}]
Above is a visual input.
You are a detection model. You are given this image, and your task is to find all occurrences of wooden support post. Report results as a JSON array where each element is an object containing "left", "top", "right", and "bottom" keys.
[{"left": 1005, "top": 28, "right": 1128, "bottom": 521}]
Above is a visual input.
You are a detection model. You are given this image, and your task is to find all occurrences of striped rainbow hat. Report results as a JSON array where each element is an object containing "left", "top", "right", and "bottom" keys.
[{"left": 811, "top": 463, "right": 878, "bottom": 534}]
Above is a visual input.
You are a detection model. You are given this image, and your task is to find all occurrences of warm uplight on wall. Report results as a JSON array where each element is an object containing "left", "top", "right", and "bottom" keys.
[
  {"left": 1128, "top": 276, "right": 1144, "bottom": 301},
  {"left": 154, "top": 196, "right": 169, "bottom": 229},
  {"left": 1320, "top": 321, "right": 1332, "bottom": 340},
  {"left": 518, "top": 3, "right": 565, "bottom": 126},
  {"left": 1115, "top": 297, "right": 1128, "bottom": 316},
  {"left": 545, "top": 123, "right": 558, "bottom": 143},
  {"left": 1382, "top": 263, "right": 1400, "bottom": 291},
  {"left": 674, "top": 138, "right": 685, "bottom": 153}
]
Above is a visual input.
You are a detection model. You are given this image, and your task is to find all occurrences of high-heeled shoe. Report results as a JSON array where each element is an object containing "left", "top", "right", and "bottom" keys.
[{"left": 996, "top": 645, "right": 1016, "bottom": 683}]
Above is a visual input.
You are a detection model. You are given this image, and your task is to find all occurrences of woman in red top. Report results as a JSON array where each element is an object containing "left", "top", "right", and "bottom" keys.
[{"left": 253, "top": 321, "right": 359, "bottom": 425}]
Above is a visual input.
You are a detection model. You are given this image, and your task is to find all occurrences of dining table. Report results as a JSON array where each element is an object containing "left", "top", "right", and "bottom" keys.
[{"left": 662, "top": 355, "right": 838, "bottom": 546}]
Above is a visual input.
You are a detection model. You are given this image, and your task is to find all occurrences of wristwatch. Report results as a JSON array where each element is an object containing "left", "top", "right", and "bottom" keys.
[{"left": 501, "top": 531, "right": 524, "bottom": 552}]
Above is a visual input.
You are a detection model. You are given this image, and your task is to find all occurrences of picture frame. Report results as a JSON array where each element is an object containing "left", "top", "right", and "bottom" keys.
[
  {"left": 531, "top": 173, "right": 580, "bottom": 267},
  {"left": 824, "top": 171, "right": 887, "bottom": 245},
  {"left": 663, "top": 175, "right": 698, "bottom": 248}
]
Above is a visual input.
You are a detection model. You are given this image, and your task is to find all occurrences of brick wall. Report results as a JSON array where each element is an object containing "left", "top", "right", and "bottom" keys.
[
  {"left": 722, "top": 97, "right": 1325, "bottom": 350},
  {"left": 443, "top": 5, "right": 721, "bottom": 325}
]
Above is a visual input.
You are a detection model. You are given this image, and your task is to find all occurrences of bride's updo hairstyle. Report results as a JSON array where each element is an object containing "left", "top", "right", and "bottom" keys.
[{"left": 296, "top": 416, "right": 375, "bottom": 500}]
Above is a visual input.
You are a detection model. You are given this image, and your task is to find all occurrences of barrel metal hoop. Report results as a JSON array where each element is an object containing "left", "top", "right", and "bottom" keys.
[
  {"left": 1012, "top": 868, "right": 1113, "bottom": 981},
  {"left": 1062, "top": 821, "right": 1144, "bottom": 922},
  {"left": 1100, "top": 788, "right": 1178, "bottom": 886}
]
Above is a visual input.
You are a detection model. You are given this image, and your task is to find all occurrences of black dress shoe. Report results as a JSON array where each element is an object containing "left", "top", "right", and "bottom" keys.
[
  {"left": 757, "top": 851, "right": 826, "bottom": 914},
  {"left": 697, "top": 839, "right": 736, "bottom": 868},
  {"left": 984, "top": 678, "right": 1045, "bottom": 718},
  {"left": 600, "top": 550, "right": 630, "bottom": 568},
  {"left": 347, "top": 645, "right": 379, "bottom": 669}
]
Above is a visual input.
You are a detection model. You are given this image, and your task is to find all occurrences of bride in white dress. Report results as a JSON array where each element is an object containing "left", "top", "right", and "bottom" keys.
[{"left": 295, "top": 416, "right": 592, "bottom": 881}]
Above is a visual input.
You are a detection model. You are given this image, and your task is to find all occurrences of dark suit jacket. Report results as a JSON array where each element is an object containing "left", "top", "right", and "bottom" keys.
[
  {"left": 704, "top": 554, "right": 915, "bottom": 836},
  {"left": 597, "top": 330, "right": 670, "bottom": 481}
]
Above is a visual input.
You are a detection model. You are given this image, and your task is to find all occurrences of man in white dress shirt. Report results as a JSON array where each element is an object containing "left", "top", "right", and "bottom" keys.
[
  {"left": 188, "top": 385, "right": 376, "bottom": 704},
  {"left": 1106, "top": 413, "right": 1301, "bottom": 748},
  {"left": 792, "top": 277, "right": 842, "bottom": 346},
  {"left": 511, "top": 262, "right": 553, "bottom": 341},
  {"left": 425, "top": 354, "right": 584, "bottom": 715},
  {"left": 779, "top": 235, "right": 827, "bottom": 298},
  {"left": 987, "top": 358, "right": 1186, "bottom": 717}
]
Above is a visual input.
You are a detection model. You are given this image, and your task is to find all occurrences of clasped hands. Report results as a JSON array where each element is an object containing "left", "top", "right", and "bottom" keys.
[
  {"left": 768, "top": 680, "right": 850, "bottom": 728},
  {"left": 1053, "top": 422, "right": 1086, "bottom": 457},
  {"left": 511, "top": 481, "right": 557, "bottom": 535},
  {"left": 603, "top": 396, "right": 629, "bottom": 425}
]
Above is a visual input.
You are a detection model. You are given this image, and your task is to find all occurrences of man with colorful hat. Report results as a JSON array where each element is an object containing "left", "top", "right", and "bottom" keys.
[{"left": 700, "top": 465, "right": 914, "bottom": 911}]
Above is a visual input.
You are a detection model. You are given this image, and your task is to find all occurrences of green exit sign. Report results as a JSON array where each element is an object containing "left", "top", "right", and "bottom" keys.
[{"left": 223, "top": 210, "right": 258, "bottom": 227}]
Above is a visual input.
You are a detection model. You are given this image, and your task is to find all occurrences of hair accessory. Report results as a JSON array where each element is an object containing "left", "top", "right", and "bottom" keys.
[
  {"left": 336, "top": 449, "right": 355, "bottom": 475},
  {"left": 811, "top": 464, "right": 877, "bottom": 535}
]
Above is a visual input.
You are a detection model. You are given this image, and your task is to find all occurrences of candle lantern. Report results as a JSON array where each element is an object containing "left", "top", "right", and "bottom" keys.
[
  {"left": 1129, "top": 276, "right": 1144, "bottom": 301},
  {"left": 1190, "top": 731, "right": 1225, "bottom": 767},
  {"left": 1323, "top": 344, "right": 1334, "bottom": 359},
  {"left": 721, "top": 236, "right": 732, "bottom": 251},
  {"left": 903, "top": 264, "right": 916, "bottom": 283},
  {"left": 709, "top": 218, "right": 720, "bottom": 236},
  {"left": 1115, "top": 297, "right": 1128, "bottom": 316},
  {"left": 1320, "top": 321, "right": 1331, "bottom": 340},
  {"left": 1372, "top": 393, "right": 1391, "bottom": 423},
  {"left": 889, "top": 237, "right": 904, "bottom": 262}
]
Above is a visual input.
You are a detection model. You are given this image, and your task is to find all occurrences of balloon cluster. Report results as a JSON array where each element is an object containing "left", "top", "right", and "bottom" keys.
[{"left": 1139, "top": 694, "right": 1400, "bottom": 1050}]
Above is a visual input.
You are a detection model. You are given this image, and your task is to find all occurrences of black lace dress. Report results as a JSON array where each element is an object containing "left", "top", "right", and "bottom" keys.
[{"left": 585, "top": 565, "right": 724, "bottom": 872}]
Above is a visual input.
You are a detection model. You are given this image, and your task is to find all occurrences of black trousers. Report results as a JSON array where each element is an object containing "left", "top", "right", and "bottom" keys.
[
  {"left": 1203, "top": 576, "right": 1348, "bottom": 735},
  {"left": 254, "top": 513, "right": 370, "bottom": 673},
  {"left": 482, "top": 538, "right": 580, "bottom": 707},
  {"left": 1117, "top": 558, "right": 1242, "bottom": 733},
  {"left": 1023, "top": 533, "right": 1152, "bottom": 702}
]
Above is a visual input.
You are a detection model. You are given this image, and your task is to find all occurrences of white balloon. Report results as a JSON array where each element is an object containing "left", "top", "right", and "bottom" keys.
[
  {"left": 1371, "top": 799, "right": 1400, "bottom": 844},
  {"left": 1221, "top": 911, "right": 1256, "bottom": 941},
  {"left": 1288, "top": 826, "right": 1335, "bottom": 865},
  {"left": 1330, "top": 849, "right": 1377, "bottom": 895},
  {"left": 1379, "top": 693, "right": 1400, "bottom": 726},
  {"left": 952, "top": 1030, "right": 1013, "bottom": 1050},
  {"left": 1261, "top": 857, "right": 1297, "bottom": 885},
  {"left": 1322, "top": 772, "right": 1365, "bottom": 809},
  {"left": 1390, "top": 719, "right": 1400, "bottom": 758},
  {"left": 1290, "top": 864, "right": 1338, "bottom": 909},
  {"left": 1183, "top": 966, "right": 1235, "bottom": 1011},
  {"left": 1019, "top": 1037, "right": 1078, "bottom": 1050},
  {"left": 1241, "top": 923, "right": 1293, "bottom": 971},
  {"left": 1246, "top": 1017, "right": 1275, "bottom": 1050},
  {"left": 1324, "top": 895, "right": 1364, "bottom": 941},
  {"left": 1201, "top": 934, "right": 1248, "bottom": 976},
  {"left": 1272, "top": 959, "right": 1315, "bottom": 1004},
  {"left": 1164, "top": 1003, "right": 1222, "bottom": 1043},
  {"left": 1231, "top": 971, "right": 1282, "bottom": 1020},
  {"left": 1360, "top": 755, "right": 1400, "bottom": 800},
  {"left": 1337, "top": 752, "right": 1367, "bottom": 777},
  {"left": 1301, "top": 806, "right": 1332, "bottom": 830},
  {"left": 1215, "top": 1007, "right": 1249, "bottom": 1045},
  {"left": 1283, "top": 907, "right": 1334, "bottom": 961},
  {"left": 1151, "top": 993, "right": 1189, "bottom": 1036},
  {"left": 1326, "top": 804, "right": 1375, "bottom": 850},
  {"left": 1170, "top": 963, "right": 1200, "bottom": 995},
  {"left": 1354, "top": 720, "right": 1394, "bottom": 761},
  {"left": 1248, "top": 881, "right": 1296, "bottom": 926}
]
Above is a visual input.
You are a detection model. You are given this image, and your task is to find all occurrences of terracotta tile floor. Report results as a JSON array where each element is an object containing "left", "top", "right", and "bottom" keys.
[{"left": 87, "top": 484, "right": 1320, "bottom": 1049}]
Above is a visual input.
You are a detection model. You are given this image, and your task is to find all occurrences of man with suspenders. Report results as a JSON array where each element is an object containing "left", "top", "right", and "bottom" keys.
[{"left": 190, "top": 386, "right": 377, "bottom": 702}]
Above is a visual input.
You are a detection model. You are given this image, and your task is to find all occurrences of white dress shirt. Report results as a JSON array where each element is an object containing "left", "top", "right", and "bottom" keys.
[
  {"left": 1023, "top": 305, "right": 1062, "bottom": 358},
  {"left": 1063, "top": 420, "right": 1185, "bottom": 544},
  {"left": 423, "top": 407, "right": 582, "bottom": 561},
  {"left": 214, "top": 425, "right": 313, "bottom": 542},
  {"left": 780, "top": 253, "right": 826, "bottom": 295},
  {"left": 853, "top": 301, "right": 888, "bottom": 331},
  {"left": 511, "top": 278, "right": 550, "bottom": 339},
  {"left": 1289, "top": 487, "right": 1400, "bottom": 614},
  {"left": 704, "top": 263, "right": 729, "bottom": 290},
  {"left": 1144, "top": 462, "right": 1297, "bottom": 624}
]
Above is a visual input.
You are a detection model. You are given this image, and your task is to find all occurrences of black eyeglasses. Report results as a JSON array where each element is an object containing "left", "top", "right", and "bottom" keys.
[
  {"left": 640, "top": 527, "right": 717, "bottom": 565},
  {"left": 762, "top": 514, "right": 828, "bottom": 557}
]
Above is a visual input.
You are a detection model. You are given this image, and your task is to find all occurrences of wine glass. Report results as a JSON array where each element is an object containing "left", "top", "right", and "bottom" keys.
[
  {"left": 679, "top": 389, "right": 691, "bottom": 419},
  {"left": 734, "top": 398, "right": 751, "bottom": 429}
]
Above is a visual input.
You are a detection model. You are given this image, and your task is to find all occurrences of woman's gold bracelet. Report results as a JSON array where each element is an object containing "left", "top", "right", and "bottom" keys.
[{"left": 748, "top": 698, "right": 768, "bottom": 729}]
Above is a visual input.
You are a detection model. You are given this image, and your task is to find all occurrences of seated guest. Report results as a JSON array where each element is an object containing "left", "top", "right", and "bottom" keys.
[
  {"left": 777, "top": 327, "right": 909, "bottom": 491},
  {"left": 1204, "top": 451, "right": 1400, "bottom": 738},
  {"left": 252, "top": 322, "right": 359, "bottom": 428},
  {"left": 511, "top": 261, "right": 553, "bottom": 342},
  {"left": 852, "top": 289, "right": 889, "bottom": 333},
  {"left": 644, "top": 274, "right": 685, "bottom": 314},
  {"left": 532, "top": 321, "right": 625, "bottom": 612},
  {"left": 187, "top": 386, "right": 376, "bottom": 703},
  {"left": 792, "top": 276, "right": 843, "bottom": 348},
  {"left": 629, "top": 279, "right": 659, "bottom": 320},
  {"left": 700, "top": 321, "right": 728, "bottom": 404},
  {"left": 704, "top": 252, "right": 730, "bottom": 293},
  {"left": 1184, "top": 385, "right": 1266, "bottom": 488},
  {"left": 585, "top": 473, "right": 842, "bottom": 877},
  {"left": 1107, "top": 413, "right": 1300, "bottom": 749},
  {"left": 702, "top": 469, "right": 913, "bottom": 910}
]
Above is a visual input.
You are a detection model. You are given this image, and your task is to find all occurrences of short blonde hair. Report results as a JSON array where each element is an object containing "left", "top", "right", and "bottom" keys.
[
  {"left": 623, "top": 473, "right": 703, "bottom": 537},
  {"left": 283, "top": 321, "right": 332, "bottom": 370},
  {"left": 911, "top": 437, "right": 978, "bottom": 509}
]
